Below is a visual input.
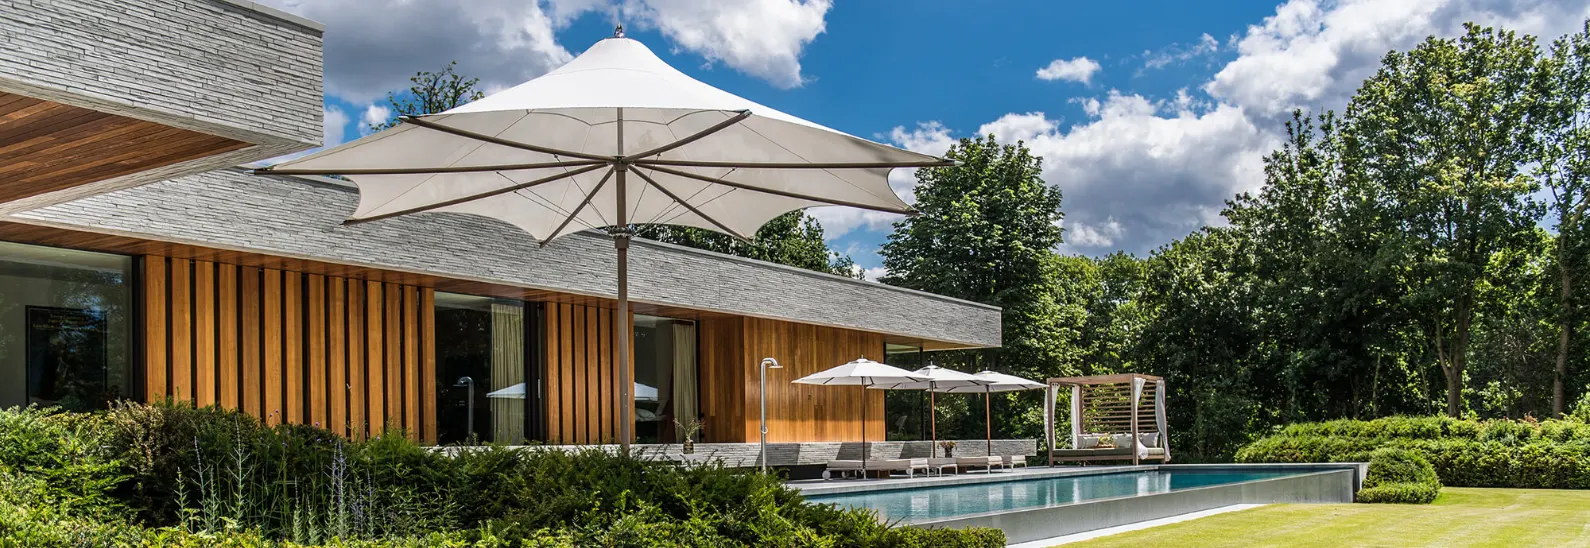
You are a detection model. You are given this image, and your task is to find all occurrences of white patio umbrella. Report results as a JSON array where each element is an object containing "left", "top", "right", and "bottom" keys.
[
  {"left": 934, "top": 371, "right": 1045, "bottom": 456},
  {"left": 792, "top": 358, "right": 927, "bottom": 475},
  {"left": 868, "top": 365, "right": 991, "bottom": 457},
  {"left": 256, "top": 27, "right": 952, "bottom": 450}
]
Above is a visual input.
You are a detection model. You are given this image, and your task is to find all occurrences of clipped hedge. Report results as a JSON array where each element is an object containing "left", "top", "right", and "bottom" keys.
[
  {"left": 0, "top": 404, "right": 1004, "bottom": 547},
  {"left": 1353, "top": 448, "right": 1440, "bottom": 504},
  {"left": 1237, "top": 415, "right": 1590, "bottom": 491}
]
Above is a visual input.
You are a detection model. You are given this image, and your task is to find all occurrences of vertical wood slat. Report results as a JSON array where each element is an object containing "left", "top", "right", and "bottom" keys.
[
  {"left": 421, "top": 288, "right": 437, "bottom": 444},
  {"left": 169, "top": 258, "right": 192, "bottom": 402},
  {"left": 588, "top": 307, "right": 602, "bottom": 442},
  {"left": 285, "top": 272, "right": 302, "bottom": 425},
  {"left": 143, "top": 258, "right": 168, "bottom": 402},
  {"left": 385, "top": 284, "right": 402, "bottom": 429},
  {"left": 218, "top": 265, "right": 238, "bottom": 410},
  {"left": 559, "top": 303, "right": 574, "bottom": 444},
  {"left": 194, "top": 262, "right": 216, "bottom": 407},
  {"left": 329, "top": 278, "right": 348, "bottom": 437},
  {"left": 308, "top": 274, "right": 326, "bottom": 430},
  {"left": 263, "top": 269, "right": 282, "bottom": 425},
  {"left": 404, "top": 286, "right": 420, "bottom": 440},
  {"left": 240, "top": 267, "right": 261, "bottom": 417},
  {"left": 348, "top": 280, "right": 365, "bottom": 439},
  {"left": 365, "top": 281, "right": 384, "bottom": 437}
]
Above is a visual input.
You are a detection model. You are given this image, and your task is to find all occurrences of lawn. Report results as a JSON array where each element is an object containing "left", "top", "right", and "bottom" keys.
[{"left": 1067, "top": 488, "right": 1590, "bottom": 548}]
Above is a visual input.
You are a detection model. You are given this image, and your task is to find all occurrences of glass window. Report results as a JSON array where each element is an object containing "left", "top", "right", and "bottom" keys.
[
  {"left": 633, "top": 315, "right": 697, "bottom": 444},
  {"left": 434, "top": 293, "right": 526, "bottom": 444},
  {"left": 0, "top": 242, "right": 132, "bottom": 411},
  {"left": 883, "top": 343, "right": 925, "bottom": 441}
]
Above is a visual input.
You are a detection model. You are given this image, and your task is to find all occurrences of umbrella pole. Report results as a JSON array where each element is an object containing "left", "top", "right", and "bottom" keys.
[
  {"left": 985, "top": 390, "right": 992, "bottom": 457},
  {"left": 615, "top": 107, "right": 632, "bottom": 452},
  {"left": 930, "top": 387, "right": 937, "bottom": 458},
  {"left": 862, "top": 385, "right": 868, "bottom": 477}
]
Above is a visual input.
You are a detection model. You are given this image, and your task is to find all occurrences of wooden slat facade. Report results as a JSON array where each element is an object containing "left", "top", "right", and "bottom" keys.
[
  {"left": 141, "top": 256, "right": 436, "bottom": 442},
  {"left": 543, "top": 302, "right": 631, "bottom": 445}
]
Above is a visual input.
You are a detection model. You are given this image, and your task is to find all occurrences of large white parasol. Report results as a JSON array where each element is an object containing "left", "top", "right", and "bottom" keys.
[{"left": 258, "top": 27, "right": 951, "bottom": 449}]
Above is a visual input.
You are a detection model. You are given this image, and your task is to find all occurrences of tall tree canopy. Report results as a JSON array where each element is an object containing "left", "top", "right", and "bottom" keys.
[{"left": 368, "top": 61, "right": 485, "bottom": 131}]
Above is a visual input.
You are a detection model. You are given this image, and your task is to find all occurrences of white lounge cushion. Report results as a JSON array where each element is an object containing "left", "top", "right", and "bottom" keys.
[{"left": 1140, "top": 433, "right": 1159, "bottom": 448}]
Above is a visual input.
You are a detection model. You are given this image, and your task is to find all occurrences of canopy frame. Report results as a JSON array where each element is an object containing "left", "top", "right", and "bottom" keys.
[{"left": 1045, "top": 374, "right": 1170, "bottom": 466}]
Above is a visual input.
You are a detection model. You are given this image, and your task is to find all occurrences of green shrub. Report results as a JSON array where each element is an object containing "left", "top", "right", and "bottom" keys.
[
  {"left": 0, "top": 403, "right": 1004, "bottom": 547},
  {"left": 1354, "top": 448, "right": 1440, "bottom": 504},
  {"left": 1238, "top": 415, "right": 1590, "bottom": 491}
]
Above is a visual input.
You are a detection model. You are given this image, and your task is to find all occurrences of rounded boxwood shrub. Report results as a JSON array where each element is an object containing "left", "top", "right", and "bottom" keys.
[{"left": 1354, "top": 448, "right": 1440, "bottom": 504}]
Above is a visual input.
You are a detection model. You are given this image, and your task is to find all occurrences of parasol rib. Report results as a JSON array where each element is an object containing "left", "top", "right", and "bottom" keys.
[
  {"left": 621, "top": 110, "right": 753, "bottom": 161},
  {"left": 401, "top": 115, "right": 616, "bottom": 162},
  {"left": 539, "top": 167, "right": 616, "bottom": 245},
  {"left": 256, "top": 159, "right": 605, "bottom": 176}
]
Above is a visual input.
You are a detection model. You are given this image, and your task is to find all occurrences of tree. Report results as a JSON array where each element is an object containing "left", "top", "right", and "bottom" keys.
[
  {"left": 1535, "top": 21, "right": 1590, "bottom": 415},
  {"left": 878, "top": 135, "right": 1069, "bottom": 441},
  {"left": 633, "top": 211, "right": 859, "bottom": 277},
  {"left": 1346, "top": 24, "right": 1545, "bottom": 416},
  {"left": 368, "top": 61, "right": 485, "bottom": 131}
]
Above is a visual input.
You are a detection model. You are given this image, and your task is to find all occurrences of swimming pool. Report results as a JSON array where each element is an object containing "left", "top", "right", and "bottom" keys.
[
  {"left": 807, "top": 469, "right": 1305, "bottom": 522},
  {"left": 799, "top": 464, "right": 1362, "bottom": 544}
]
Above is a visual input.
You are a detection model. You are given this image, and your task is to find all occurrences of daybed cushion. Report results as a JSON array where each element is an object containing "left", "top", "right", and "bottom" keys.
[
  {"left": 1077, "top": 434, "right": 1104, "bottom": 449},
  {"left": 1052, "top": 446, "right": 1133, "bottom": 458},
  {"left": 1140, "top": 432, "right": 1159, "bottom": 448}
]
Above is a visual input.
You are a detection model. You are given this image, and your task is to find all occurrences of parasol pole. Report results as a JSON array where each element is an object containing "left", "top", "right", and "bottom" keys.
[{"left": 615, "top": 107, "right": 632, "bottom": 452}]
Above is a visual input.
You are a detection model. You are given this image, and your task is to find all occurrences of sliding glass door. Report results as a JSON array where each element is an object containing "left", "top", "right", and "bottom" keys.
[
  {"left": 434, "top": 293, "right": 533, "bottom": 444},
  {"left": 0, "top": 241, "right": 132, "bottom": 411},
  {"left": 633, "top": 314, "right": 697, "bottom": 444}
]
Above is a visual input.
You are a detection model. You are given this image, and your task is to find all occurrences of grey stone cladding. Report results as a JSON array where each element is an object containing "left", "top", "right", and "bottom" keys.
[
  {"left": 15, "top": 169, "right": 1003, "bottom": 347},
  {"left": 0, "top": 0, "right": 323, "bottom": 210}
]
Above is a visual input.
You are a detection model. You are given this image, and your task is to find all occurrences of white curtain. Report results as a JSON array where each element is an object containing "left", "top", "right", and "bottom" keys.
[
  {"left": 1044, "top": 383, "right": 1057, "bottom": 454},
  {"left": 1070, "top": 384, "right": 1083, "bottom": 448},
  {"left": 671, "top": 322, "right": 698, "bottom": 441},
  {"left": 1156, "top": 380, "right": 1170, "bottom": 461},
  {"left": 490, "top": 301, "right": 524, "bottom": 444},
  {"left": 1131, "top": 377, "right": 1145, "bottom": 458}
]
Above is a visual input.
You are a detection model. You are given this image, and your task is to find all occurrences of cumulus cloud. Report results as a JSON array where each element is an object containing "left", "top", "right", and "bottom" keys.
[
  {"left": 261, "top": 0, "right": 831, "bottom": 103},
  {"left": 821, "top": 0, "right": 1590, "bottom": 256},
  {"left": 861, "top": 266, "right": 889, "bottom": 282},
  {"left": 1207, "top": 0, "right": 1590, "bottom": 125},
  {"left": 1036, "top": 56, "right": 1103, "bottom": 84},
  {"left": 359, "top": 104, "right": 391, "bottom": 135}
]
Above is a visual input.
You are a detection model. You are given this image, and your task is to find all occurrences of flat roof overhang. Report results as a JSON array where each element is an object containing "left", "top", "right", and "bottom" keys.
[{"left": 0, "top": 0, "right": 324, "bottom": 211}]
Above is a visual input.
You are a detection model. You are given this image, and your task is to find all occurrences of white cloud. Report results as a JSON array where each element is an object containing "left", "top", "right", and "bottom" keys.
[
  {"left": 827, "top": 0, "right": 1589, "bottom": 255},
  {"left": 322, "top": 107, "right": 350, "bottom": 147},
  {"left": 621, "top": 0, "right": 832, "bottom": 89},
  {"left": 1142, "top": 33, "right": 1220, "bottom": 70},
  {"left": 861, "top": 266, "right": 888, "bottom": 282},
  {"left": 1036, "top": 56, "right": 1103, "bottom": 84},
  {"left": 1207, "top": 0, "right": 1590, "bottom": 124},
  {"left": 261, "top": 0, "right": 831, "bottom": 102},
  {"left": 359, "top": 104, "right": 391, "bottom": 135}
]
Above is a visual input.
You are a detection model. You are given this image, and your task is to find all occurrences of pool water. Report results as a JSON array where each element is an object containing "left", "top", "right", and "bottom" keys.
[{"left": 805, "top": 470, "right": 1305, "bottom": 522}]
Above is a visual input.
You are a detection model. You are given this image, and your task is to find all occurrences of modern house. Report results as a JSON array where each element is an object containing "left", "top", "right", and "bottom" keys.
[{"left": 0, "top": 0, "right": 1009, "bottom": 462}]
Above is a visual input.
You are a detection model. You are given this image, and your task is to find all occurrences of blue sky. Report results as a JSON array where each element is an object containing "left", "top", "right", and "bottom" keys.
[{"left": 276, "top": 0, "right": 1590, "bottom": 279}]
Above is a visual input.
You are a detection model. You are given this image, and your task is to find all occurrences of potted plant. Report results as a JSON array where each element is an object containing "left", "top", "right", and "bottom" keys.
[
  {"left": 675, "top": 417, "right": 704, "bottom": 454},
  {"left": 938, "top": 440, "right": 957, "bottom": 457}
]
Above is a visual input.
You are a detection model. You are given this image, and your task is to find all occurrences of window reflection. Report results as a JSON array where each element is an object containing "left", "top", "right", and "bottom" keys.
[
  {"left": 434, "top": 293, "right": 525, "bottom": 444},
  {"left": 0, "top": 242, "right": 131, "bottom": 411},
  {"left": 633, "top": 314, "right": 696, "bottom": 444}
]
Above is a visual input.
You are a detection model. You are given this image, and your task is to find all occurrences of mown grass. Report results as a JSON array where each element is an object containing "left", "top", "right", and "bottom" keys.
[{"left": 1067, "top": 488, "right": 1590, "bottom": 548}]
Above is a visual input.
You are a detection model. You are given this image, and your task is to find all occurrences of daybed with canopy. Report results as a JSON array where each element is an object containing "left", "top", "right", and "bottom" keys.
[{"left": 1044, "top": 374, "right": 1170, "bottom": 466}]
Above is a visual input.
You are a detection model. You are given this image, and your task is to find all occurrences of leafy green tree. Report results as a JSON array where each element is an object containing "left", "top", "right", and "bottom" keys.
[
  {"left": 1535, "top": 22, "right": 1590, "bottom": 415},
  {"left": 633, "top": 211, "right": 859, "bottom": 277},
  {"left": 1346, "top": 24, "right": 1545, "bottom": 416},
  {"left": 368, "top": 61, "right": 485, "bottom": 131},
  {"left": 879, "top": 135, "right": 1069, "bottom": 440}
]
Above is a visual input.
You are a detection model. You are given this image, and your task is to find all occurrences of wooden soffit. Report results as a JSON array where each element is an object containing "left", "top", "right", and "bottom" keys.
[{"left": 0, "top": 92, "right": 249, "bottom": 203}]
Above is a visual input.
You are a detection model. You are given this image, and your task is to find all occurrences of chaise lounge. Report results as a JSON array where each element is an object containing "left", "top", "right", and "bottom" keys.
[{"left": 824, "top": 458, "right": 931, "bottom": 479}]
